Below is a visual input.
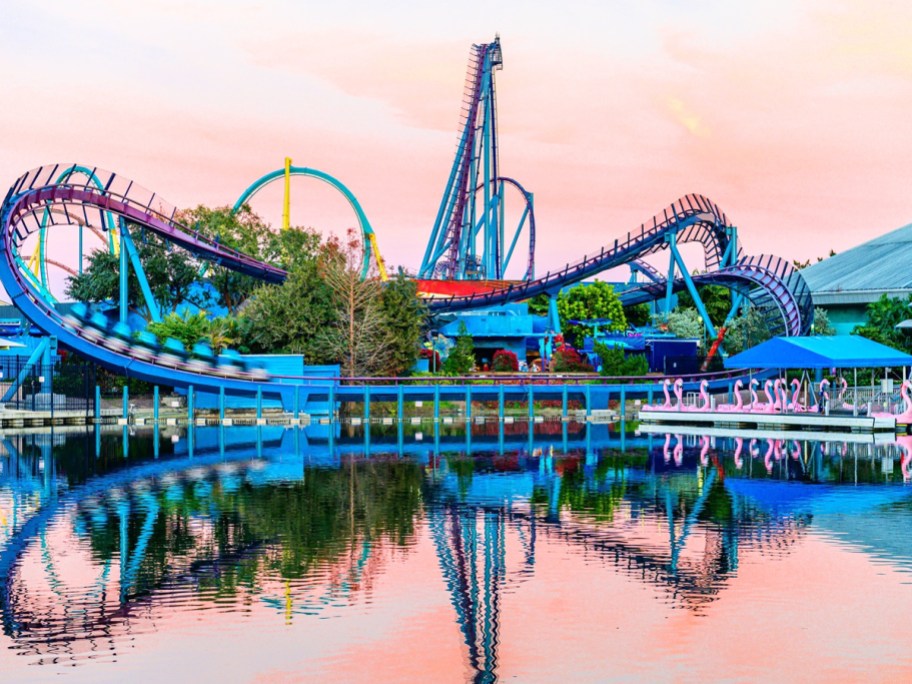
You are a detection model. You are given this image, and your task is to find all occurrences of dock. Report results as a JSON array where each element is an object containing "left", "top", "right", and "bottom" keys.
[{"left": 637, "top": 409, "right": 896, "bottom": 433}]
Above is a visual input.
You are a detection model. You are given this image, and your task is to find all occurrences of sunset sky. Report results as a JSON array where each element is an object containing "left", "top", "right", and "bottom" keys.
[{"left": 2, "top": 0, "right": 911, "bottom": 277}]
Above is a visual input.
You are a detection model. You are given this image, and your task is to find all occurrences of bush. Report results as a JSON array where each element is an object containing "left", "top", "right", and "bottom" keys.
[
  {"left": 491, "top": 349, "right": 519, "bottom": 372},
  {"left": 443, "top": 322, "right": 475, "bottom": 375},
  {"left": 594, "top": 343, "right": 649, "bottom": 376},
  {"left": 550, "top": 344, "right": 593, "bottom": 373}
]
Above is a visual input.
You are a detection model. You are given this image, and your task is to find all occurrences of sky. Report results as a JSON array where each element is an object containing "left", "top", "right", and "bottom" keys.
[{"left": 1, "top": 0, "right": 911, "bottom": 280}]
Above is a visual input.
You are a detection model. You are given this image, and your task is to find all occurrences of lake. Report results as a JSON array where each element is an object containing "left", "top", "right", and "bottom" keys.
[{"left": 1, "top": 424, "right": 911, "bottom": 682}]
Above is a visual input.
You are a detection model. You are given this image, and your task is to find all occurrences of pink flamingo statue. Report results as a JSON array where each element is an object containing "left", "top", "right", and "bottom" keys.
[
  {"left": 733, "top": 437, "right": 744, "bottom": 469},
  {"left": 763, "top": 439, "right": 775, "bottom": 472},
  {"left": 663, "top": 433, "right": 672, "bottom": 463},
  {"left": 718, "top": 380, "right": 744, "bottom": 412},
  {"left": 837, "top": 377, "right": 857, "bottom": 411},
  {"left": 790, "top": 440, "right": 801, "bottom": 460},
  {"left": 697, "top": 380, "right": 711, "bottom": 412},
  {"left": 749, "top": 438, "right": 760, "bottom": 459},
  {"left": 673, "top": 378, "right": 684, "bottom": 411},
  {"left": 748, "top": 379, "right": 760, "bottom": 411},
  {"left": 896, "top": 434, "right": 912, "bottom": 482},
  {"left": 809, "top": 379, "right": 830, "bottom": 413},
  {"left": 894, "top": 381, "right": 912, "bottom": 424},
  {"left": 642, "top": 379, "right": 672, "bottom": 412},
  {"left": 699, "top": 435, "right": 710, "bottom": 465},
  {"left": 759, "top": 380, "right": 776, "bottom": 413},
  {"left": 772, "top": 379, "right": 784, "bottom": 412},
  {"left": 786, "top": 378, "right": 806, "bottom": 412},
  {"left": 673, "top": 434, "right": 684, "bottom": 466}
]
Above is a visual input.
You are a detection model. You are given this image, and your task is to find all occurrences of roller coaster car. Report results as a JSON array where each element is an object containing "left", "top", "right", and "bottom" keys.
[
  {"left": 186, "top": 342, "right": 216, "bottom": 372},
  {"left": 247, "top": 363, "right": 269, "bottom": 381},
  {"left": 216, "top": 349, "right": 246, "bottom": 378},
  {"left": 69, "top": 302, "right": 89, "bottom": 320},
  {"left": 102, "top": 322, "right": 133, "bottom": 353},
  {"left": 159, "top": 337, "right": 188, "bottom": 367},
  {"left": 129, "top": 330, "right": 159, "bottom": 361},
  {"left": 76, "top": 311, "right": 107, "bottom": 343}
]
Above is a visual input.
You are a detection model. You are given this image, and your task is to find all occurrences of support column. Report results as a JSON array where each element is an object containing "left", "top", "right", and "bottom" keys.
[
  {"left": 119, "top": 226, "right": 128, "bottom": 325},
  {"left": 153, "top": 385, "right": 159, "bottom": 424}
]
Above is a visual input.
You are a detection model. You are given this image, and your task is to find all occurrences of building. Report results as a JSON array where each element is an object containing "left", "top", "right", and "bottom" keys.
[{"left": 800, "top": 222, "right": 912, "bottom": 334}]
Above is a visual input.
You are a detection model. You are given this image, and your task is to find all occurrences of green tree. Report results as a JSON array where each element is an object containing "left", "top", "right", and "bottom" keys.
[
  {"left": 813, "top": 308, "right": 836, "bottom": 336},
  {"left": 444, "top": 322, "right": 475, "bottom": 374},
  {"left": 147, "top": 311, "right": 212, "bottom": 349},
  {"left": 557, "top": 281, "right": 626, "bottom": 347},
  {"left": 180, "top": 205, "right": 321, "bottom": 314},
  {"left": 663, "top": 308, "right": 704, "bottom": 339},
  {"left": 723, "top": 306, "right": 773, "bottom": 355},
  {"left": 624, "top": 303, "right": 652, "bottom": 327},
  {"left": 237, "top": 258, "right": 337, "bottom": 362},
  {"left": 676, "top": 285, "right": 731, "bottom": 329},
  {"left": 853, "top": 294, "right": 912, "bottom": 351},
  {"left": 526, "top": 293, "right": 551, "bottom": 316},
  {"left": 66, "top": 226, "right": 206, "bottom": 318},
  {"left": 379, "top": 273, "right": 426, "bottom": 376},
  {"left": 594, "top": 343, "right": 648, "bottom": 377}
]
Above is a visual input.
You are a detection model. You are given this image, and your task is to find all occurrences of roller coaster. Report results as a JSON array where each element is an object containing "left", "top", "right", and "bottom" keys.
[{"left": 0, "top": 37, "right": 812, "bottom": 397}]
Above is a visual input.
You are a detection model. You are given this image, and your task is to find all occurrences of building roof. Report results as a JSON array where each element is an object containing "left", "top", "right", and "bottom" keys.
[
  {"left": 723, "top": 335, "right": 912, "bottom": 369},
  {"left": 800, "top": 222, "right": 912, "bottom": 305}
]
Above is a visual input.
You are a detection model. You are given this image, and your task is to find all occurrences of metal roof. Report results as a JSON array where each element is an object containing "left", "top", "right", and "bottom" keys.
[
  {"left": 800, "top": 222, "right": 912, "bottom": 304},
  {"left": 724, "top": 335, "right": 912, "bottom": 369}
]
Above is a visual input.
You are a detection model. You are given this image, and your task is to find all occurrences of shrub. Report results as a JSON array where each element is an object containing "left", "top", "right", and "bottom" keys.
[
  {"left": 595, "top": 343, "right": 649, "bottom": 376},
  {"left": 491, "top": 349, "right": 519, "bottom": 372},
  {"left": 443, "top": 322, "right": 475, "bottom": 375},
  {"left": 550, "top": 344, "right": 593, "bottom": 373}
]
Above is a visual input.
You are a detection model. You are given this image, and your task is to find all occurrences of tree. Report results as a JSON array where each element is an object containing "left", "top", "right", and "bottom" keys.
[
  {"left": 179, "top": 205, "right": 321, "bottom": 314},
  {"left": 624, "top": 303, "right": 652, "bottom": 327},
  {"left": 557, "top": 281, "right": 626, "bottom": 347},
  {"left": 237, "top": 259, "right": 338, "bottom": 362},
  {"left": 147, "top": 311, "right": 212, "bottom": 349},
  {"left": 595, "top": 343, "right": 648, "bottom": 376},
  {"left": 853, "top": 294, "right": 912, "bottom": 351},
  {"left": 663, "top": 308, "right": 704, "bottom": 339},
  {"left": 444, "top": 322, "right": 475, "bottom": 375},
  {"left": 526, "top": 294, "right": 551, "bottom": 316},
  {"left": 723, "top": 306, "right": 772, "bottom": 355},
  {"left": 675, "top": 285, "right": 731, "bottom": 329},
  {"left": 813, "top": 308, "right": 836, "bottom": 336},
  {"left": 318, "top": 230, "right": 391, "bottom": 376},
  {"left": 66, "top": 225, "right": 206, "bottom": 318},
  {"left": 146, "top": 311, "right": 238, "bottom": 353},
  {"left": 379, "top": 273, "right": 426, "bottom": 376}
]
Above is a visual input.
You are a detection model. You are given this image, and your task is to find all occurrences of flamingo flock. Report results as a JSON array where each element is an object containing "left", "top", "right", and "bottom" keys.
[{"left": 642, "top": 377, "right": 912, "bottom": 420}]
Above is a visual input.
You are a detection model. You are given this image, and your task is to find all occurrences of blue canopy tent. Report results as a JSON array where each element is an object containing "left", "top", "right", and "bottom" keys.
[
  {"left": 723, "top": 335, "right": 912, "bottom": 369},
  {"left": 724, "top": 335, "right": 912, "bottom": 415}
]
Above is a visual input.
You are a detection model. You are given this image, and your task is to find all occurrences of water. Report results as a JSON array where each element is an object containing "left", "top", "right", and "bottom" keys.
[{"left": 2, "top": 424, "right": 912, "bottom": 682}]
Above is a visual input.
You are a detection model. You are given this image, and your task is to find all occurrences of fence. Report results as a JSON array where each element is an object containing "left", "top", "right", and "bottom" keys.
[{"left": 0, "top": 359, "right": 96, "bottom": 414}]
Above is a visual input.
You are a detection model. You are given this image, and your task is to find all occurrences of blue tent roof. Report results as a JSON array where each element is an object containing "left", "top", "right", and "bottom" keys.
[{"left": 723, "top": 335, "right": 912, "bottom": 369}]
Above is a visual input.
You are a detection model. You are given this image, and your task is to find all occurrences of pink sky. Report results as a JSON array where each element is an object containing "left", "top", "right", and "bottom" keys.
[{"left": 1, "top": 0, "right": 911, "bottom": 280}]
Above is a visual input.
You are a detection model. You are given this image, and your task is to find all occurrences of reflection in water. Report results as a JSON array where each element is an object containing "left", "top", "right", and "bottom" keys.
[{"left": 1, "top": 425, "right": 911, "bottom": 680}]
